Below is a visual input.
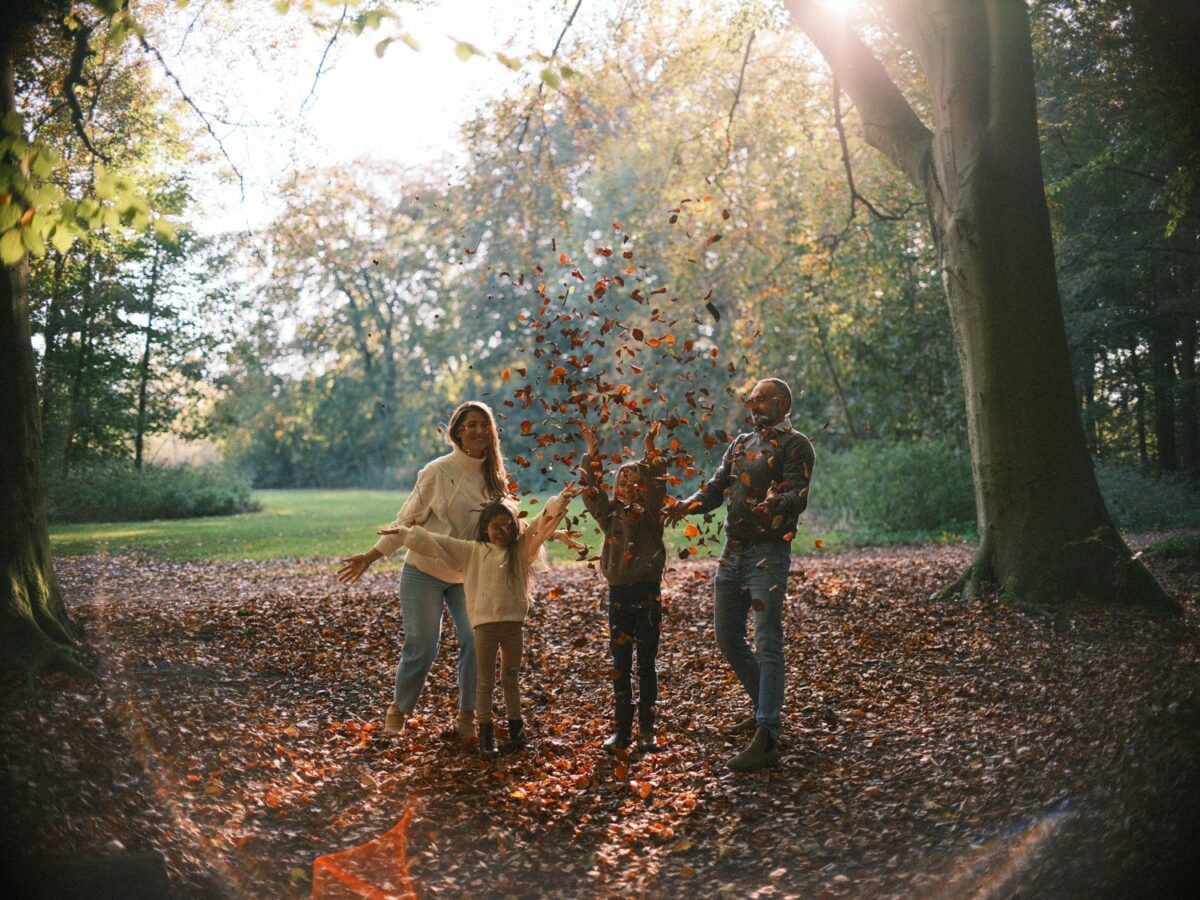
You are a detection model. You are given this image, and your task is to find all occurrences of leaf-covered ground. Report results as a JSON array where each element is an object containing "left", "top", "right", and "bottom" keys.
[{"left": 2, "top": 542, "right": 1199, "bottom": 898}]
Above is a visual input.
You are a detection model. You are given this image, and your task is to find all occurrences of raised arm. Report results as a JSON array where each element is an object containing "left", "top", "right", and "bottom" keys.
[
  {"left": 577, "top": 421, "right": 612, "bottom": 523},
  {"left": 519, "top": 487, "right": 576, "bottom": 565}
]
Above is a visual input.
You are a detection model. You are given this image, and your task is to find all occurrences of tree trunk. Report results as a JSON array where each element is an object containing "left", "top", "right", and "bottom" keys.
[
  {"left": 0, "top": 33, "right": 90, "bottom": 679},
  {"left": 787, "top": 0, "right": 1175, "bottom": 611},
  {"left": 134, "top": 243, "right": 162, "bottom": 469},
  {"left": 61, "top": 247, "right": 94, "bottom": 473},
  {"left": 1128, "top": 336, "right": 1149, "bottom": 465},
  {"left": 1083, "top": 348, "right": 1099, "bottom": 457},
  {"left": 1150, "top": 320, "right": 1177, "bottom": 473},
  {"left": 1179, "top": 317, "right": 1198, "bottom": 480}
]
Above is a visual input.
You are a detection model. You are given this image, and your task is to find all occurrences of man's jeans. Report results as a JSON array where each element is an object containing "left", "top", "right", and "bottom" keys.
[
  {"left": 713, "top": 539, "right": 791, "bottom": 739},
  {"left": 394, "top": 564, "right": 476, "bottom": 714}
]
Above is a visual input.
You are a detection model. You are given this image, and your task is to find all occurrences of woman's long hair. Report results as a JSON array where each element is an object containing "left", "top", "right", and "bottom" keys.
[
  {"left": 447, "top": 401, "right": 507, "bottom": 499},
  {"left": 475, "top": 500, "right": 526, "bottom": 589}
]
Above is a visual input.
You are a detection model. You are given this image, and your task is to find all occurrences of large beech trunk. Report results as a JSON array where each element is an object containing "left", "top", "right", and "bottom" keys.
[
  {"left": 1, "top": 13, "right": 90, "bottom": 678},
  {"left": 788, "top": 0, "right": 1175, "bottom": 610}
]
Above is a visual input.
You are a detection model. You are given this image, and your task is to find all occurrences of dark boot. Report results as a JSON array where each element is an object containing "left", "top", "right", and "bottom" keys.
[
  {"left": 636, "top": 705, "right": 657, "bottom": 753},
  {"left": 603, "top": 699, "right": 634, "bottom": 753},
  {"left": 478, "top": 721, "right": 497, "bottom": 759},
  {"left": 503, "top": 718, "right": 528, "bottom": 753},
  {"left": 728, "top": 727, "right": 780, "bottom": 772}
]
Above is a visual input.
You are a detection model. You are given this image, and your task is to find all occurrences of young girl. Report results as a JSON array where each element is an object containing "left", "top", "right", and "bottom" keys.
[
  {"left": 578, "top": 422, "right": 668, "bottom": 753},
  {"left": 376, "top": 488, "right": 573, "bottom": 757}
]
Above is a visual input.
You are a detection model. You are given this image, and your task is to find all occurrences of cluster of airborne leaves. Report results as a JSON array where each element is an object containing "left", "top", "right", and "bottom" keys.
[{"left": 2, "top": 546, "right": 1198, "bottom": 898}]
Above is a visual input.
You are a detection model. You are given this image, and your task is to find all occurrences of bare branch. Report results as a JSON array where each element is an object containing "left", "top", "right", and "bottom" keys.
[
  {"left": 62, "top": 19, "right": 109, "bottom": 162},
  {"left": 134, "top": 33, "right": 245, "bottom": 199},
  {"left": 300, "top": 4, "right": 349, "bottom": 116},
  {"left": 515, "top": 0, "right": 584, "bottom": 151},
  {"left": 832, "top": 78, "right": 913, "bottom": 223},
  {"left": 725, "top": 29, "right": 755, "bottom": 157},
  {"left": 786, "top": 0, "right": 932, "bottom": 189}
]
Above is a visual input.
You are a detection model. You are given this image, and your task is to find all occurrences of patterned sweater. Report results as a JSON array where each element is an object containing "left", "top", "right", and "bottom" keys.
[{"left": 682, "top": 420, "right": 815, "bottom": 543}]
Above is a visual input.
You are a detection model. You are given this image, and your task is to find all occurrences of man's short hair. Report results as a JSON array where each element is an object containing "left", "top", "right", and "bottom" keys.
[{"left": 759, "top": 377, "right": 793, "bottom": 411}]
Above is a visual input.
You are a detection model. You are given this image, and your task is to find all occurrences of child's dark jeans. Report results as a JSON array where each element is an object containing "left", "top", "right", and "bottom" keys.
[{"left": 608, "top": 580, "right": 662, "bottom": 711}]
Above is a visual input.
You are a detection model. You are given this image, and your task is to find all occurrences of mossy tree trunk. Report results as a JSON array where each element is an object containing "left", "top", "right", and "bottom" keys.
[
  {"left": 1, "top": 4, "right": 90, "bottom": 679},
  {"left": 787, "top": 0, "right": 1177, "bottom": 611}
]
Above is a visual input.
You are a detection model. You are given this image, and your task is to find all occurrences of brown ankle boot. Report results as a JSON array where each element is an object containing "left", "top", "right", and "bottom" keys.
[{"left": 728, "top": 727, "right": 780, "bottom": 772}]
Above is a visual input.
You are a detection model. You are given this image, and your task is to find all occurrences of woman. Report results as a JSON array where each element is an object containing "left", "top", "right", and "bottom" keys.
[{"left": 337, "top": 401, "right": 508, "bottom": 742}]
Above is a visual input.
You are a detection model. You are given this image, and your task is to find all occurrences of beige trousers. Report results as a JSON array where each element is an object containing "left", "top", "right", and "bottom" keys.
[{"left": 474, "top": 621, "right": 523, "bottom": 723}]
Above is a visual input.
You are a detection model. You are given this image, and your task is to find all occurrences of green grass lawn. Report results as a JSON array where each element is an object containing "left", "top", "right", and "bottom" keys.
[{"left": 49, "top": 489, "right": 841, "bottom": 563}]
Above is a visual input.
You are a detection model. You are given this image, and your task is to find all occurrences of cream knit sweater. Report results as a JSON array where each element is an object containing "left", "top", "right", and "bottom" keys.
[
  {"left": 372, "top": 446, "right": 496, "bottom": 583},
  {"left": 383, "top": 492, "right": 568, "bottom": 626}
]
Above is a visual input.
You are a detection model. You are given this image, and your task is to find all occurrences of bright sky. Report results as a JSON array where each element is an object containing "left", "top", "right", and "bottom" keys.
[{"left": 151, "top": 0, "right": 583, "bottom": 234}]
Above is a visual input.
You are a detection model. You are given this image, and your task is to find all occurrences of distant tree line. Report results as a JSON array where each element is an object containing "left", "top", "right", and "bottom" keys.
[{"left": 18, "top": 0, "right": 1199, "bottom": 494}]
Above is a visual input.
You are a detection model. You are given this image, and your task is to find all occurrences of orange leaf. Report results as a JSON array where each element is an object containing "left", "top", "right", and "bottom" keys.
[{"left": 682, "top": 524, "right": 699, "bottom": 538}]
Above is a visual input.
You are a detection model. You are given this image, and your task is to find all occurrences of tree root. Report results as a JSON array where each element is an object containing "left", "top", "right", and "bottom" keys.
[{"left": 928, "top": 529, "right": 1180, "bottom": 616}]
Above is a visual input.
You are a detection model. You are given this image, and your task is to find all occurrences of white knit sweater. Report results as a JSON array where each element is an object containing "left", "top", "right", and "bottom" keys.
[
  {"left": 372, "top": 446, "right": 496, "bottom": 583},
  {"left": 383, "top": 492, "right": 568, "bottom": 626}
]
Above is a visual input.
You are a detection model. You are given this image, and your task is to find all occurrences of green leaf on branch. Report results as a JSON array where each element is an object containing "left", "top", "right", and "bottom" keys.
[
  {"left": 399, "top": 33, "right": 420, "bottom": 51},
  {"left": 540, "top": 67, "right": 561, "bottom": 89},
  {"left": 496, "top": 52, "right": 522, "bottom": 71},
  {"left": 49, "top": 225, "right": 74, "bottom": 254},
  {"left": 20, "top": 224, "right": 45, "bottom": 256},
  {"left": 375, "top": 38, "right": 393, "bottom": 58},
  {"left": 0, "top": 229, "right": 23, "bottom": 265}
]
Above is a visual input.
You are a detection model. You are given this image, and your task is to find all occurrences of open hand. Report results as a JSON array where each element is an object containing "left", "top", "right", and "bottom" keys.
[
  {"left": 576, "top": 420, "right": 597, "bottom": 455},
  {"left": 661, "top": 499, "right": 688, "bottom": 526},
  {"left": 336, "top": 554, "right": 373, "bottom": 585}
]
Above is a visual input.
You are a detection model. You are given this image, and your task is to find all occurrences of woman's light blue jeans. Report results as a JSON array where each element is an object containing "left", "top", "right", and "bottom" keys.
[
  {"left": 713, "top": 540, "right": 791, "bottom": 739},
  {"left": 393, "top": 564, "right": 476, "bottom": 714}
]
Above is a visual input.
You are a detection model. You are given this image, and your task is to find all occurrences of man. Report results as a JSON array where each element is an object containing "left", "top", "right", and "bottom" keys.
[{"left": 665, "top": 378, "right": 814, "bottom": 771}]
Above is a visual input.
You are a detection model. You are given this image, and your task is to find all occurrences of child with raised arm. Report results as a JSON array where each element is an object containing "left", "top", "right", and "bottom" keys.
[
  {"left": 376, "top": 487, "right": 574, "bottom": 758},
  {"left": 578, "top": 421, "right": 668, "bottom": 753}
]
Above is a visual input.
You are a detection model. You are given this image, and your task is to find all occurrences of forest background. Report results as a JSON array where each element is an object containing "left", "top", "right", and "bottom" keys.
[{"left": 15, "top": 0, "right": 1200, "bottom": 546}]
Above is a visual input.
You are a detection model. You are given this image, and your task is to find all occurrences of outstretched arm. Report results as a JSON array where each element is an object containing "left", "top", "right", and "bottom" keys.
[
  {"left": 336, "top": 547, "right": 384, "bottom": 585},
  {"left": 373, "top": 525, "right": 475, "bottom": 572},
  {"left": 664, "top": 437, "right": 736, "bottom": 524}
]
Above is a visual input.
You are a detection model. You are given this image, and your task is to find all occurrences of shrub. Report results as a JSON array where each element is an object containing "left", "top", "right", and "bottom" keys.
[
  {"left": 1148, "top": 533, "right": 1200, "bottom": 562},
  {"left": 46, "top": 461, "right": 260, "bottom": 523},
  {"left": 810, "top": 440, "right": 1200, "bottom": 542},
  {"left": 1094, "top": 464, "right": 1200, "bottom": 531},
  {"left": 810, "top": 440, "right": 975, "bottom": 537}
]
